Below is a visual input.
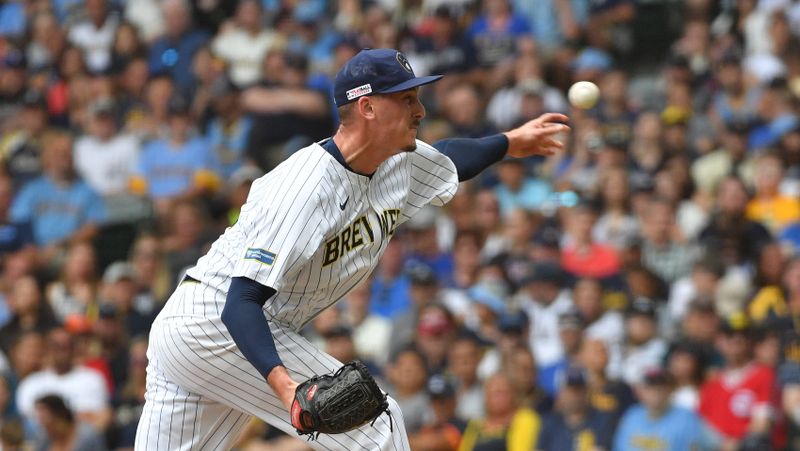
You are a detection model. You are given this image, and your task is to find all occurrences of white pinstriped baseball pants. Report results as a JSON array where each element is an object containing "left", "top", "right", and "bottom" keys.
[{"left": 134, "top": 282, "right": 409, "bottom": 451}]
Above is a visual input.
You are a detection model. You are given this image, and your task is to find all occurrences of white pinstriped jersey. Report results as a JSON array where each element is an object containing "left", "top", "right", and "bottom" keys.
[{"left": 183, "top": 139, "right": 458, "bottom": 331}]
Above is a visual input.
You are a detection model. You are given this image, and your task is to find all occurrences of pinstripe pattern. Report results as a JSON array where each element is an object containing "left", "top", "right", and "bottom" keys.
[{"left": 135, "top": 139, "right": 455, "bottom": 450}]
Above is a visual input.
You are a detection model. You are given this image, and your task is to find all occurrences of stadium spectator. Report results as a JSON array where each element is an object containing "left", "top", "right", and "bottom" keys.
[
  {"left": 9, "top": 130, "right": 105, "bottom": 257},
  {"left": 67, "top": 0, "right": 118, "bottom": 73},
  {"left": 639, "top": 197, "right": 698, "bottom": 284},
  {"left": 747, "top": 152, "right": 800, "bottom": 235},
  {"left": 45, "top": 241, "right": 97, "bottom": 323},
  {"left": 338, "top": 280, "right": 391, "bottom": 366},
  {"left": 0, "top": 276, "right": 56, "bottom": 355},
  {"left": 243, "top": 50, "right": 333, "bottom": 170},
  {"left": 537, "top": 366, "right": 615, "bottom": 450},
  {"left": 211, "top": 0, "right": 278, "bottom": 88},
  {"left": 130, "top": 95, "right": 216, "bottom": 216},
  {"left": 699, "top": 313, "right": 778, "bottom": 449},
  {"left": 613, "top": 368, "right": 704, "bottom": 451},
  {"left": 561, "top": 200, "right": 622, "bottom": 279},
  {"left": 458, "top": 372, "right": 540, "bottom": 451},
  {"left": 387, "top": 346, "right": 430, "bottom": 433},
  {"left": 0, "top": 89, "right": 48, "bottom": 189},
  {"left": 204, "top": 78, "right": 252, "bottom": 179},
  {"left": 16, "top": 328, "right": 111, "bottom": 432},
  {"left": 620, "top": 297, "right": 668, "bottom": 386},
  {"left": 409, "top": 374, "right": 464, "bottom": 451},
  {"left": 448, "top": 333, "right": 485, "bottom": 422},
  {"left": 108, "top": 335, "right": 147, "bottom": 450},
  {"left": 73, "top": 98, "right": 140, "bottom": 201},
  {"left": 518, "top": 262, "right": 572, "bottom": 370},
  {"left": 99, "top": 261, "right": 154, "bottom": 339},
  {"left": 579, "top": 338, "right": 636, "bottom": 428},
  {"left": 147, "top": 0, "right": 209, "bottom": 94},
  {"left": 391, "top": 264, "right": 440, "bottom": 358},
  {"left": 666, "top": 341, "right": 706, "bottom": 411},
  {"left": 33, "top": 394, "right": 107, "bottom": 451}
]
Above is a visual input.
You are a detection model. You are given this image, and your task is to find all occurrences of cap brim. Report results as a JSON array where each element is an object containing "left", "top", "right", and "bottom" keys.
[{"left": 379, "top": 75, "right": 443, "bottom": 94}]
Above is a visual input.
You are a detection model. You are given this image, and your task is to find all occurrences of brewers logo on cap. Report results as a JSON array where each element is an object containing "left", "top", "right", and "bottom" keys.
[{"left": 396, "top": 52, "right": 413, "bottom": 73}]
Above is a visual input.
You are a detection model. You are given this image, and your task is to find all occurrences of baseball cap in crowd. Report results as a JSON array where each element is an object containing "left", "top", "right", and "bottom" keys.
[
  {"left": 521, "top": 262, "right": 564, "bottom": 287},
  {"left": 572, "top": 47, "right": 612, "bottom": 73},
  {"left": 98, "top": 303, "right": 120, "bottom": 320},
  {"left": 627, "top": 296, "right": 658, "bottom": 318},
  {"left": 417, "top": 308, "right": 453, "bottom": 337},
  {"left": 562, "top": 366, "right": 588, "bottom": 388},
  {"left": 498, "top": 311, "right": 528, "bottom": 333},
  {"left": 333, "top": 48, "right": 442, "bottom": 107},
  {"left": 532, "top": 222, "right": 561, "bottom": 249},
  {"left": 558, "top": 309, "right": 585, "bottom": 330},
  {"left": 88, "top": 97, "right": 116, "bottom": 118},
  {"left": 427, "top": 374, "right": 456, "bottom": 399},
  {"left": 2, "top": 50, "right": 25, "bottom": 69},
  {"left": 468, "top": 283, "right": 506, "bottom": 316},
  {"left": 228, "top": 165, "right": 264, "bottom": 188},
  {"left": 406, "top": 263, "right": 437, "bottom": 286},
  {"left": 322, "top": 324, "right": 353, "bottom": 340},
  {"left": 167, "top": 95, "right": 191, "bottom": 116},
  {"left": 22, "top": 89, "right": 46, "bottom": 109},
  {"left": 642, "top": 367, "right": 672, "bottom": 386},
  {"left": 103, "top": 261, "right": 135, "bottom": 284}
]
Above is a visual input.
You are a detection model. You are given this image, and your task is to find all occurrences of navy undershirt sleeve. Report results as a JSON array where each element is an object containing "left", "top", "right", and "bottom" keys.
[
  {"left": 433, "top": 134, "right": 509, "bottom": 181},
  {"left": 221, "top": 276, "right": 283, "bottom": 378}
]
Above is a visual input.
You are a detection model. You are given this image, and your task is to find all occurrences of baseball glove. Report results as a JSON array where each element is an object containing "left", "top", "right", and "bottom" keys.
[{"left": 291, "top": 361, "right": 391, "bottom": 439}]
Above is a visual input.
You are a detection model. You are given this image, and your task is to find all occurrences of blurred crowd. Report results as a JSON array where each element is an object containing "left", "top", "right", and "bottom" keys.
[{"left": 0, "top": 0, "right": 800, "bottom": 450}]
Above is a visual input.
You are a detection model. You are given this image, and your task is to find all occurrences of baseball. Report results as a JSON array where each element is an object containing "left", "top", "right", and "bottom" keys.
[{"left": 568, "top": 81, "right": 600, "bottom": 110}]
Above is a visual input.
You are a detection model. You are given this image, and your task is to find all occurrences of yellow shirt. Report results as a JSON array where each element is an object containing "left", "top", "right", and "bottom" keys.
[
  {"left": 458, "top": 408, "right": 541, "bottom": 451},
  {"left": 746, "top": 196, "right": 800, "bottom": 233},
  {"left": 749, "top": 285, "right": 786, "bottom": 322}
]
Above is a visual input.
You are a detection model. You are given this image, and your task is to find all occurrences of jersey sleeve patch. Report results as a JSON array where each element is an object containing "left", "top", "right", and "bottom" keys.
[{"left": 244, "top": 248, "right": 277, "bottom": 266}]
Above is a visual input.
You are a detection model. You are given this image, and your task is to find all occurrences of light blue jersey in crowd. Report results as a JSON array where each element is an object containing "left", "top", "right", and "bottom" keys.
[
  {"left": 136, "top": 137, "right": 213, "bottom": 199},
  {"left": 10, "top": 176, "right": 106, "bottom": 246},
  {"left": 613, "top": 405, "right": 702, "bottom": 451}
]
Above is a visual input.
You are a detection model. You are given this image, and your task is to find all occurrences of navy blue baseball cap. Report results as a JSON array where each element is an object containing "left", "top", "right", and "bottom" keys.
[{"left": 333, "top": 49, "right": 442, "bottom": 107}]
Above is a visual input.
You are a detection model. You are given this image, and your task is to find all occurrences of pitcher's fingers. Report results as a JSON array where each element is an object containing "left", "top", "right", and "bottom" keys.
[
  {"left": 535, "top": 113, "right": 570, "bottom": 125},
  {"left": 536, "top": 123, "right": 570, "bottom": 136}
]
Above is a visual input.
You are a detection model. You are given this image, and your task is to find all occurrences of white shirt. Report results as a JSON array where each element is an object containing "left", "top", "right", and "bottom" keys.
[
  {"left": 212, "top": 28, "right": 277, "bottom": 87},
  {"left": 74, "top": 134, "right": 140, "bottom": 196},
  {"left": 16, "top": 367, "right": 109, "bottom": 419},
  {"left": 352, "top": 314, "right": 392, "bottom": 366},
  {"left": 585, "top": 311, "right": 625, "bottom": 379},
  {"left": 621, "top": 338, "right": 668, "bottom": 386},
  {"left": 521, "top": 289, "right": 573, "bottom": 367},
  {"left": 68, "top": 15, "right": 119, "bottom": 72},
  {"left": 124, "top": 0, "right": 165, "bottom": 42}
]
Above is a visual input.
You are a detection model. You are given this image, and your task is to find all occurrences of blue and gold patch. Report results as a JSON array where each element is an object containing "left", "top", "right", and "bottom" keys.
[{"left": 244, "top": 248, "right": 276, "bottom": 266}]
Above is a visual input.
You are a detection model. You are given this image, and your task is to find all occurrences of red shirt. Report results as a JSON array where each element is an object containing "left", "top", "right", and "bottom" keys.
[
  {"left": 698, "top": 364, "right": 775, "bottom": 439},
  {"left": 561, "top": 243, "right": 621, "bottom": 278}
]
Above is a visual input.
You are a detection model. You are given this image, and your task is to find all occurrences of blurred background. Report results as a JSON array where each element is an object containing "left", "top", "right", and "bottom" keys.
[{"left": 0, "top": 0, "right": 799, "bottom": 450}]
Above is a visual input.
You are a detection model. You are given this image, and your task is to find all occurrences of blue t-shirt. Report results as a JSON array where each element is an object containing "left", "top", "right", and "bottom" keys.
[
  {"left": 494, "top": 178, "right": 552, "bottom": 216},
  {"left": 613, "top": 405, "right": 702, "bottom": 451},
  {"left": 148, "top": 31, "right": 209, "bottom": 94},
  {"left": 10, "top": 176, "right": 106, "bottom": 246},
  {"left": 537, "top": 409, "right": 615, "bottom": 451},
  {"left": 0, "top": 2, "right": 25, "bottom": 37},
  {"left": 137, "top": 137, "right": 213, "bottom": 199},
  {"left": 0, "top": 221, "right": 33, "bottom": 254},
  {"left": 369, "top": 274, "right": 410, "bottom": 319},
  {"left": 467, "top": 14, "right": 532, "bottom": 67},
  {"left": 780, "top": 222, "right": 800, "bottom": 254},
  {"left": 206, "top": 116, "right": 253, "bottom": 179}
]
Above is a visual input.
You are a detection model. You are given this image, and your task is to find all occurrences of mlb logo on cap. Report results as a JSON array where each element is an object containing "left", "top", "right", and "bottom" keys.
[{"left": 333, "top": 48, "right": 442, "bottom": 106}]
